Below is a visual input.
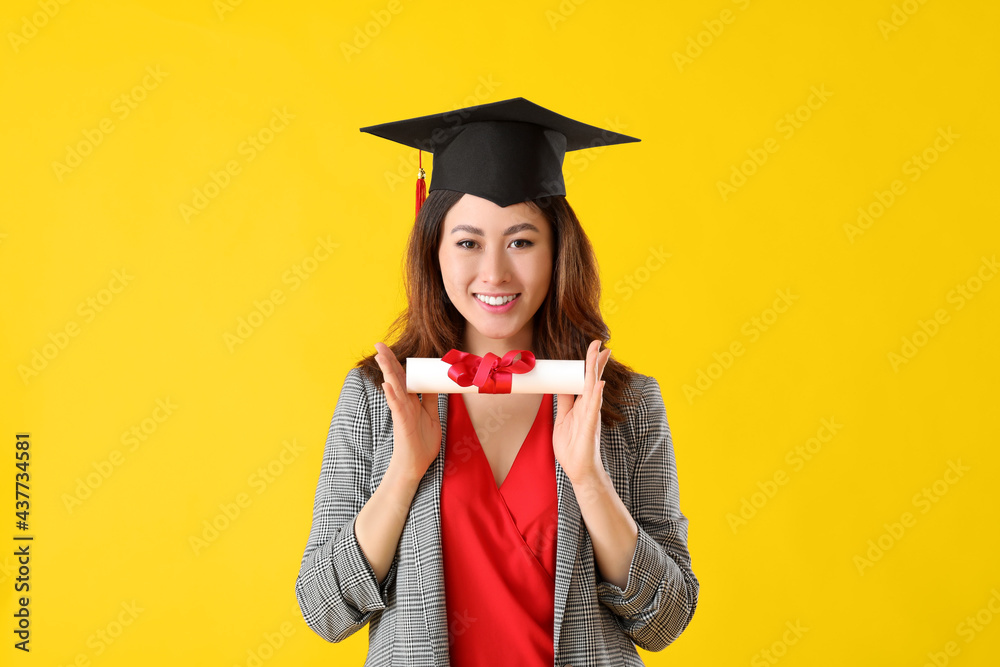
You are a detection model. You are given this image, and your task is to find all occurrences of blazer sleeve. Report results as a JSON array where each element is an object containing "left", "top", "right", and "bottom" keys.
[
  {"left": 595, "top": 375, "right": 700, "bottom": 651},
  {"left": 295, "top": 367, "right": 399, "bottom": 642}
]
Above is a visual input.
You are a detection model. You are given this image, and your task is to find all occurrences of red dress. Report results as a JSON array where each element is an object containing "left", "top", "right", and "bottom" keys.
[{"left": 440, "top": 393, "right": 559, "bottom": 666}]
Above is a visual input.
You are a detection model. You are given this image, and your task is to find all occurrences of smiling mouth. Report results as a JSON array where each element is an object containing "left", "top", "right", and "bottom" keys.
[{"left": 474, "top": 293, "right": 520, "bottom": 306}]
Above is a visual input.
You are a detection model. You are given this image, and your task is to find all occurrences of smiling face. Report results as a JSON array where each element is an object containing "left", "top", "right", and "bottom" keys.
[{"left": 437, "top": 193, "right": 553, "bottom": 357}]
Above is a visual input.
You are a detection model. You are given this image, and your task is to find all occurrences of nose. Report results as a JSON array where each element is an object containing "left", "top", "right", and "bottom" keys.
[{"left": 479, "top": 245, "right": 511, "bottom": 285}]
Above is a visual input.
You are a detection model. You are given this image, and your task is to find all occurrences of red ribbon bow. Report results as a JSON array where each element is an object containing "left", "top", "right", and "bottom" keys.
[{"left": 441, "top": 349, "right": 536, "bottom": 394}]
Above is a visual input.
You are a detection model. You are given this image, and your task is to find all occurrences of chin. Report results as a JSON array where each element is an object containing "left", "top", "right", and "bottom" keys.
[{"left": 469, "top": 322, "right": 522, "bottom": 340}]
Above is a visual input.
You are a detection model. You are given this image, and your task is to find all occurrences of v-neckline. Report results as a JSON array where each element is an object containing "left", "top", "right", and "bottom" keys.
[{"left": 455, "top": 393, "right": 547, "bottom": 492}]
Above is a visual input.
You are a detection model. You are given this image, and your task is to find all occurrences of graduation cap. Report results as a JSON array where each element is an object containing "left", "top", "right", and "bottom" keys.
[{"left": 359, "top": 97, "right": 640, "bottom": 215}]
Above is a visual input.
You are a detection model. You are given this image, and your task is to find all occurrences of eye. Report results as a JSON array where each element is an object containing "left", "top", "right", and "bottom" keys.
[{"left": 455, "top": 239, "right": 535, "bottom": 250}]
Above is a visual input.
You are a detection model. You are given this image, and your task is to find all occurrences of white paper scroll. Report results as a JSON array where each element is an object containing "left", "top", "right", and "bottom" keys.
[{"left": 405, "top": 358, "right": 585, "bottom": 394}]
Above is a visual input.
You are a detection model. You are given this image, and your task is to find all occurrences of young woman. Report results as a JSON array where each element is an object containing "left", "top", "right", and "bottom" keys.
[{"left": 295, "top": 98, "right": 699, "bottom": 666}]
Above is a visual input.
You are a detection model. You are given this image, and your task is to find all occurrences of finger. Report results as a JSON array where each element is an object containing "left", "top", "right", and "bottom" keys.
[
  {"left": 375, "top": 342, "right": 398, "bottom": 375},
  {"left": 374, "top": 346, "right": 389, "bottom": 383},
  {"left": 387, "top": 347, "right": 411, "bottom": 394},
  {"left": 389, "top": 384, "right": 417, "bottom": 427},
  {"left": 380, "top": 358, "right": 404, "bottom": 402},
  {"left": 591, "top": 342, "right": 603, "bottom": 389},
  {"left": 384, "top": 344, "right": 403, "bottom": 375},
  {"left": 374, "top": 347, "right": 394, "bottom": 384},
  {"left": 375, "top": 342, "right": 391, "bottom": 371},
  {"left": 589, "top": 380, "right": 605, "bottom": 422},
  {"left": 585, "top": 340, "right": 598, "bottom": 394},
  {"left": 590, "top": 355, "right": 605, "bottom": 401},
  {"left": 382, "top": 380, "right": 396, "bottom": 411},
  {"left": 598, "top": 348, "right": 611, "bottom": 380},
  {"left": 555, "top": 393, "right": 572, "bottom": 426},
  {"left": 422, "top": 393, "right": 440, "bottom": 424},
  {"left": 378, "top": 345, "right": 408, "bottom": 397}
]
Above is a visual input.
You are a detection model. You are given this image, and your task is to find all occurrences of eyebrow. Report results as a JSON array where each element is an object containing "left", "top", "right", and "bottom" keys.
[{"left": 448, "top": 222, "right": 541, "bottom": 236}]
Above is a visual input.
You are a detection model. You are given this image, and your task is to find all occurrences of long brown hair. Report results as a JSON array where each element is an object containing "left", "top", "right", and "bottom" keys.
[{"left": 355, "top": 188, "right": 639, "bottom": 427}]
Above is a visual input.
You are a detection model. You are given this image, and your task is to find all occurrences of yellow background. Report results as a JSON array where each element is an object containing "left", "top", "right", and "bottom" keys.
[{"left": 2, "top": 0, "right": 998, "bottom": 665}]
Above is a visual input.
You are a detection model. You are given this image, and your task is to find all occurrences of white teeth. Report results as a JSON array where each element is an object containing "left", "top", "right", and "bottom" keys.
[{"left": 476, "top": 293, "right": 518, "bottom": 306}]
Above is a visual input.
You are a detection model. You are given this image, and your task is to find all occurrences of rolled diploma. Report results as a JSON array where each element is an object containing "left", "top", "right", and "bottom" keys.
[{"left": 406, "top": 358, "right": 585, "bottom": 394}]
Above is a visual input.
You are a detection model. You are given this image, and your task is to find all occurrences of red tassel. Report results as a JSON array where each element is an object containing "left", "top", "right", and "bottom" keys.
[{"left": 415, "top": 149, "right": 427, "bottom": 219}]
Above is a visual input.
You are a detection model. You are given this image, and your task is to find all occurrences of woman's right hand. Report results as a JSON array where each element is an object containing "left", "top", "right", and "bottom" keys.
[{"left": 374, "top": 342, "right": 441, "bottom": 483}]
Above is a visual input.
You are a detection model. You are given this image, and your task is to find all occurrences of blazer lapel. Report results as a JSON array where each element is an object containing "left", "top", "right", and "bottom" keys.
[
  {"left": 416, "top": 392, "right": 584, "bottom": 665},
  {"left": 551, "top": 394, "right": 584, "bottom": 652},
  {"left": 420, "top": 392, "right": 451, "bottom": 666}
]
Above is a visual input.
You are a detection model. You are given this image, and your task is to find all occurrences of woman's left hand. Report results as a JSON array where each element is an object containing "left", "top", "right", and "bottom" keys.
[{"left": 554, "top": 339, "right": 612, "bottom": 486}]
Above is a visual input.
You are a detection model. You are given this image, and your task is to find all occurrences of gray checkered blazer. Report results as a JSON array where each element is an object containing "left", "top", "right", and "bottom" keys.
[{"left": 295, "top": 366, "right": 699, "bottom": 666}]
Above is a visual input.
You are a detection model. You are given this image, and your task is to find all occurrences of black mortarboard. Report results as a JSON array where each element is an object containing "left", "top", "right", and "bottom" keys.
[{"left": 359, "top": 97, "right": 640, "bottom": 213}]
